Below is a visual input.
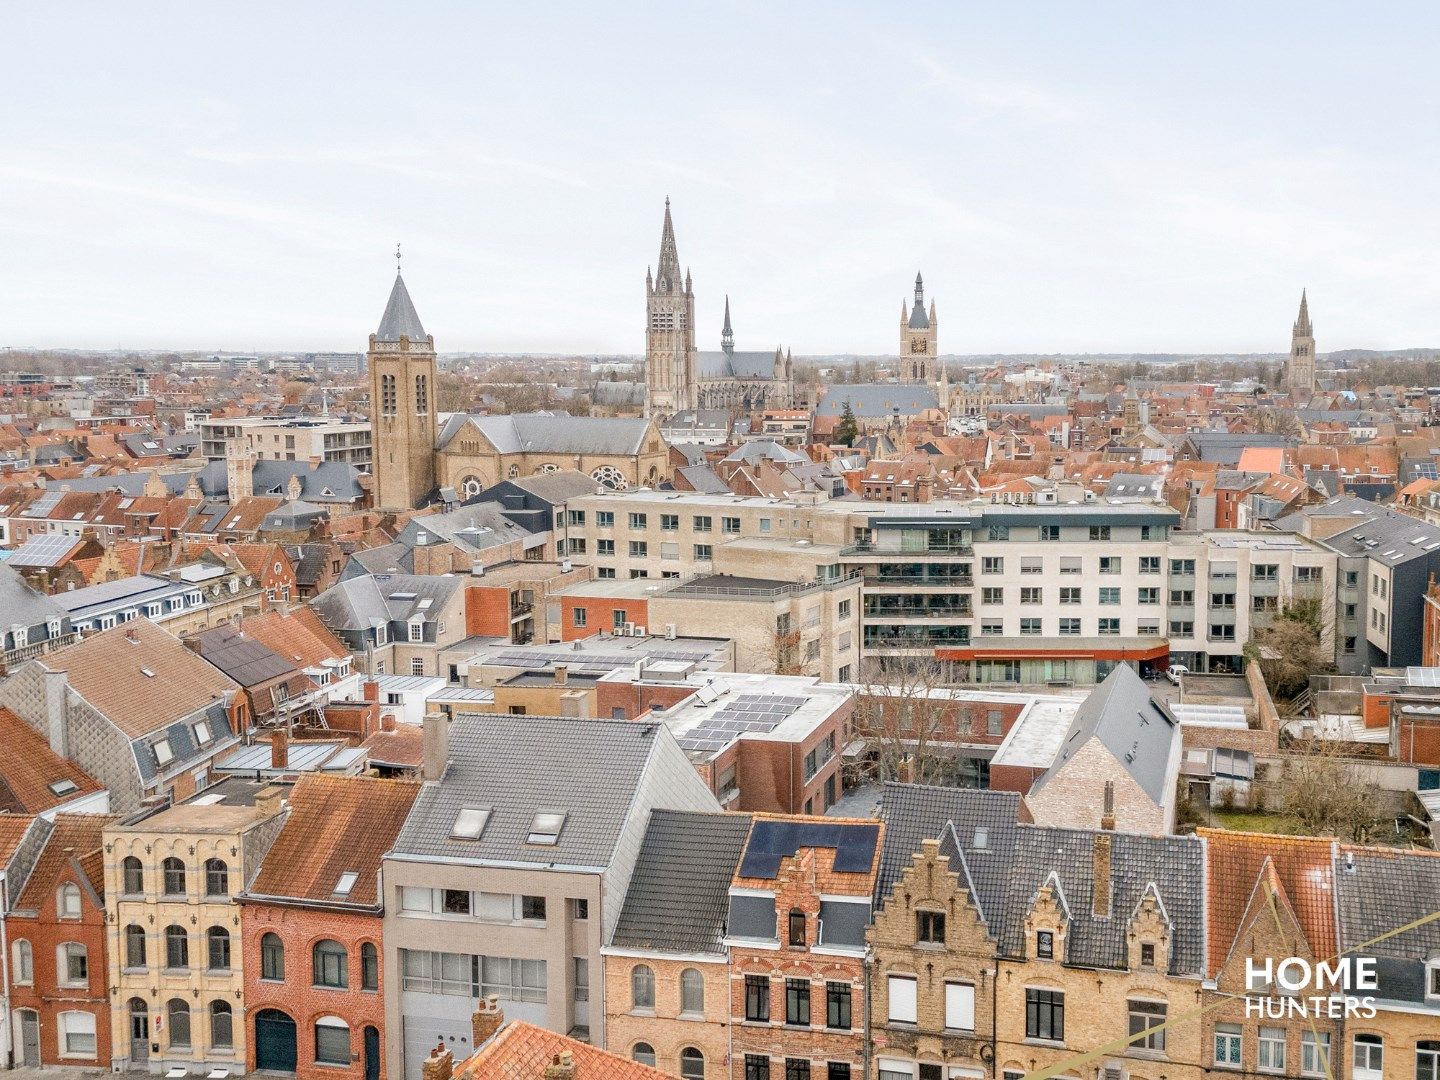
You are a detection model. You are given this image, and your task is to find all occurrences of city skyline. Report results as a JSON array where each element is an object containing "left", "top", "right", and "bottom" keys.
[{"left": 3, "top": 3, "right": 1438, "bottom": 354}]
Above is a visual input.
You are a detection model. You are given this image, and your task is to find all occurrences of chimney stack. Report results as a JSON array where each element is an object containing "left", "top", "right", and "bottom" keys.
[
  {"left": 421, "top": 1043, "right": 453, "bottom": 1080},
  {"left": 1093, "top": 781, "right": 1115, "bottom": 918},
  {"left": 1101, "top": 779, "right": 1116, "bottom": 832},
  {"left": 471, "top": 995, "right": 504, "bottom": 1049},
  {"left": 554, "top": 665, "right": 568, "bottom": 686},
  {"left": 422, "top": 711, "right": 450, "bottom": 782},
  {"left": 363, "top": 679, "right": 380, "bottom": 704},
  {"left": 270, "top": 727, "right": 289, "bottom": 769},
  {"left": 43, "top": 667, "right": 70, "bottom": 758},
  {"left": 544, "top": 1052, "right": 576, "bottom": 1080}
]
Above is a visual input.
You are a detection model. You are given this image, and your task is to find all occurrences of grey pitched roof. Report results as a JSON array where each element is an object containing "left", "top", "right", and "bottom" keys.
[
  {"left": 1104, "top": 473, "right": 1165, "bottom": 499},
  {"left": 721, "top": 441, "right": 810, "bottom": 467},
  {"left": 284, "top": 543, "right": 333, "bottom": 587},
  {"left": 1002, "top": 826, "right": 1205, "bottom": 975},
  {"left": 312, "top": 573, "right": 463, "bottom": 630},
  {"left": 1183, "top": 431, "right": 1294, "bottom": 465},
  {"left": 341, "top": 544, "right": 414, "bottom": 578},
  {"left": 677, "top": 464, "right": 730, "bottom": 494},
  {"left": 908, "top": 299, "right": 930, "bottom": 329},
  {"left": 1333, "top": 847, "right": 1440, "bottom": 1004},
  {"left": 609, "top": 809, "right": 753, "bottom": 955},
  {"left": 696, "top": 349, "right": 782, "bottom": 380},
  {"left": 441, "top": 413, "right": 653, "bottom": 457},
  {"left": 190, "top": 626, "right": 296, "bottom": 687},
  {"left": 1030, "top": 664, "right": 1179, "bottom": 806},
  {"left": 0, "top": 564, "right": 68, "bottom": 627},
  {"left": 376, "top": 272, "right": 427, "bottom": 342},
  {"left": 816, "top": 384, "right": 939, "bottom": 417},
  {"left": 397, "top": 503, "right": 529, "bottom": 554},
  {"left": 1283, "top": 497, "right": 1440, "bottom": 562},
  {"left": 391, "top": 714, "right": 666, "bottom": 869},
  {"left": 876, "top": 783, "right": 1022, "bottom": 916},
  {"left": 501, "top": 470, "right": 600, "bottom": 505}
]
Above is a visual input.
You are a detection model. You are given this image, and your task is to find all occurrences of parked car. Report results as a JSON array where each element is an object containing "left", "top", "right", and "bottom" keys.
[{"left": 1165, "top": 664, "right": 1189, "bottom": 685}]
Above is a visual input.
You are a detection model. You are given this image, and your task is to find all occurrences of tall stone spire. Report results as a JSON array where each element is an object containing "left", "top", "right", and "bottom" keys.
[
  {"left": 376, "top": 271, "right": 427, "bottom": 342},
  {"left": 1285, "top": 289, "right": 1316, "bottom": 398},
  {"left": 655, "top": 197, "right": 682, "bottom": 294},
  {"left": 721, "top": 295, "right": 734, "bottom": 353},
  {"left": 1295, "top": 289, "right": 1312, "bottom": 336}
]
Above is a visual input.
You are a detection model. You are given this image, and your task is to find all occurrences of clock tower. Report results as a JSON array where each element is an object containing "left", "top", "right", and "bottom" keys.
[{"left": 900, "top": 271, "right": 938, "bottom": 383}]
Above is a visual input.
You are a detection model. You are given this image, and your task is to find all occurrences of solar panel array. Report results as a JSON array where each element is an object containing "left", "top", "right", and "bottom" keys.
[
  {"left": 740, "top": 819, "right": 882, "bottom": 879},
  {"left": 1405, "top": 667, "right": 1440, "bottom": 687},
  {"left": 20, "top": 491, "right": 63, "bottom": 518},
  {"left": 7, "top": 533, "right": 79, "bottom": 568},
  {"left": 677, "top": 693, "right": 808, "bottom": 753}
]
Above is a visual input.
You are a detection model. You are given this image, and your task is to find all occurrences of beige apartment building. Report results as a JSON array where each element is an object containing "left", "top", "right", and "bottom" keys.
[
  {"left": 104, "top": 779, "right": 288, "bottom": 1073},
  {"left": 200, "top": 417, "right": 372, "bottom": 469}
]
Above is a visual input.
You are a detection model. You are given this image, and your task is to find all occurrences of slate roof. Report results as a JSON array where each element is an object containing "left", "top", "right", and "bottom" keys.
[
  {"left": 398, "top": 503, "right": 529, "bottom": 553},
  {"left": 610, "top": 808, "right": 753, "bottom": 955},
  {"left": 0, "top": 708, "right": 105, "bottom": 814},
  {"left": 189, "top": 625, "right": 296, "bottom": 687},
  {"left": 1333, "top": 845, "right": 1440, "bottom": 1004},
  {"left": 194, "top": 459, "right": 365, "bottom": 503},
  {"left": 442, "top": 413, "right": 653, "bottom": 457},
  {"left": 391, "top": 714, "right": 666, "bottom": 870},
  {"left": 815, "top": 384, "right": 939, "bottom": 417},
  {"left": 875, "top": 783, "right": 1022, "bottom": 914},
  {"left": 0, "top": 563, "right": 68, "bottom": 627},
  {"left": 246, "top": 774, "right": 420, "bottom": 908},
  {"left": 1183, "top": 432, "right": 1294, "bottom": 466},
  {"left": 721, "top": 441, "right": 809, "bottom": 466},
  {"left": 696, "top": 349, "right": 782, "bottom": 380},
  {"left": 41, "top": 619, "right": 239, "bottom": 738},
  {"left": 285, "top": 543, "right": 334, "bottom": 588},
  {"left": 676, "top": 464, "right": 729, "bottom": 494},
  {"left": 1030, "top": 664, "right": 1179, "bottom": 805},
  {"left": 376, "top": 272, "right": 427, "bottom": 342},
  {"left": 312, "top": 573, "right": 464, "bottom": 631},
  {"left": 496, "top": 470, "right": 599, "bottom": 505}
]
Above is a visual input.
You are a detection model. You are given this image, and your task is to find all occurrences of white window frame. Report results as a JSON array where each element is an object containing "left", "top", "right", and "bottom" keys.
[
  {"left": 887, "top": 974, "right": 918, "bottom": 1023},
  {"left": 944, "top": 981, "right": 975, "bottom": 1031},
  {"left": 57, "top": 1009, "right": 98, "bottom": 1059}
]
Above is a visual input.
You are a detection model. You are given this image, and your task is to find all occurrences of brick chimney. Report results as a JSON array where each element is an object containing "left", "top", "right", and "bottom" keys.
[
  {"left": 471, "top": 995, "right": 504, "bottom": 1049},
  {"left": 1093, "top": 780, "right": 1115, "bottom": 918},
  {"left": 554, "top": 665, "right": 568, "bottom": 686},
  {"left": 270, "top": 727, "right": 289, "bottom": 769},
  {"left": 363, "top": 679, "right": 380, "bottom": 704},
  {"left": 422, "top": 711, "right": 449, "bottom": 782},
  {"left": 421, "top": 1043, "right": 453, "bottom": 1080},
  {"left": 544, "top": 1052, "right": 576, "bottom": 1080},
  {"left": 43, "top": 667, "right": 70, "bottom": 758}
]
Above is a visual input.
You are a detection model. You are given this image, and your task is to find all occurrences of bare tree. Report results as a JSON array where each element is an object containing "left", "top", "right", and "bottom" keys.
[
  {"left": 1277, "top": 738, "right": 1381, "bottom": 843},
  {"left": 851, "top": 650, "right": 969, "bottom": 786}
]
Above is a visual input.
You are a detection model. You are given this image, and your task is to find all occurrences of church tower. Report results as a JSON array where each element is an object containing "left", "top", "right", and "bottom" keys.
[
  {"left": 1284, "top": 290, "right": 1316, "bottom": 398},
  {"left": 900, "top": 272, "right": 937, "bottom": 382},
  {"left": 645, "top": 198, "right": 697, "bottom": 417},
  {"left": 368, "top": 267, "right": 437, "bottom": 511}
]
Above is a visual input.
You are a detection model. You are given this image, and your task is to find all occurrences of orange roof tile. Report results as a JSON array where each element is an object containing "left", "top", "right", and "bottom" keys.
[
  {"left": 241, "top": 606, "right": 348, "bottom": 668},
  {"left": 1200, "top": 829, "right": 1336, "bottom": 977},
  {"left": 44, "top": 619, "right": 239, "bottom": 738},
  {"left": 0, "top": 815, "right": 38, "bottom": 868},
  {"left": 246, "top": 774, "right": 419, "bottom": 907},
  {"left": 15, "top": 813, "right": 116, "bottom": 908},
  {"left": 0, "top": 707, "right": 105, "bottom": 814},
  {"left": 361, "top": 726, "right": 423, "bottom": 768},
  {"left": 457, "top": 1020, "right": 671, "bottom": 1080}
]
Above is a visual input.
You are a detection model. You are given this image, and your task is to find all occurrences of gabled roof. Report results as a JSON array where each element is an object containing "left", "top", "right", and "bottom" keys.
[
  {"left": 391, "top": 714, "right": 674, "bottom": 870},
  {"left": 610, "top": 808, "right": 753, "bottom": 955},
  {"left": 189, "top": 625, "right": 297, "bottom": 688},
  {"left": 312, "top": 573, "right": 464, "bottom": 631},
  {"left": 0, "top": 563, "right": 68, "bottom": 626},
  {"left": 0, "top": 707, "right": 105, "bottom": 814},
  {"left": 456, "top": 1020, "right": 670, "bottom": 1080},
  {"left": 246, "top": 774, "right": 420, "bottom": 907},
  {"left": 42, "top": 619, "right": 239, "bottom": 738},
  {"left": 1030, "top": 664, "right": 1179, "bottom": 806},
  {"left": 14, "top": 813, "right": 114, "bottom": 910},
  {"left": 1201, "top": 829, "right": 1336, "bottom": 978},
  {"left": 441, "top": 413, "right": 654, "bottom": 457},
  {"left": 875, "top": 783, "right": 1021, "bottom": 913},
  {"left": 241, "top": 607, "right": 350, "bottom": 669},
  {"left": 1333, "top": 845, "right": 1440, "bottom": 1004}
]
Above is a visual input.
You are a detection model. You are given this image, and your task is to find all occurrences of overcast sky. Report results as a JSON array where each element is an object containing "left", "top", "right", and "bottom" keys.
[{"left": 3, "top": 2, "right": 1437, "bottom": 355}]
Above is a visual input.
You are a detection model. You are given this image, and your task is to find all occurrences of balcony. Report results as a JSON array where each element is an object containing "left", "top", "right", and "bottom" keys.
[
  {"left": 863, "top": 626, "right": 972, "bottom": 650},
  {"left": 866, "top": 571, "right": 974, "bottom": 589},
  {"left": 864, "top": 599, "right": 972, "bottom": 620},
  {"left": 843, "top": 541, "right": 973, "bottom": 557}
]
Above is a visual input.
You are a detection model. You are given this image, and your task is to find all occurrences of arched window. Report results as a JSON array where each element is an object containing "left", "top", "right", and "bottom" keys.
[
  {"left": 166, "top": 999, "right": 191, "bottom": 1049},
  {"left": 415, "top": 374, "right": 429, "bottom": 416},
  {"left": 315, "top": 1016, "right": 350, "bottom": 1065},
  {"left": 58, "top": 942, "right": 88, "bottom": 986},
  {"left": 57, "top": 882, "right": 82, "bottom": 918},
  {"left": 632, "top": 1043, "right": 656, "bottom": 1067},
  {"left": 12, "top": 939, "right": 33, "bottom": 985},
  {"left": 204, "top": 859, "right": 229, "bottom": 897},
  {"left": 631, "top": 964, "right": 655, "bottom": 1009},
  {"left": 57, "top": 1009, "right": 97, "bottom": 1058},
  {"left": 680, "top": 1047, "right": 705, "bottom": 1080},
  {"left": 261, "top": 932, "right": 285, "bottom": 981},
  {"left": 788, "top": 908, "right": 807, "bottom": 946},
  {"left": 381, "top": 374, "right": 397, "bottom": 417},
  {"left": 206, "top": 926, "right": 231, "bottom": 971},
  {"left": 680, "top": 968, "right": 704, "bottom": 1014},
  {"left": 361, "top": 942, "right": 378, "bottom": 992},
  {"left": 313, "top": 940, "right": 348, "bottom": 988},
  {"left": 124, "top": 925, "right": 146, "bottom": 969},
  {"left": 161, "top": 857, "right": 186, "bottom": 896},
  {"left": 121, "top": 856, "right": 143, "bottom": 895},
  {"left": 164, "top": 925, "right": 188, "bottom": 970},
  {"left": 209, "top": 1001, "right": 233, "bottom": 1050}
]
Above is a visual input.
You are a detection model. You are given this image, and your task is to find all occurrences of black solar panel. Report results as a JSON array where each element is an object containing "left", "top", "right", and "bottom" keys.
[{"left": 740, "top": 819, "right": 881, "bottom": 879}]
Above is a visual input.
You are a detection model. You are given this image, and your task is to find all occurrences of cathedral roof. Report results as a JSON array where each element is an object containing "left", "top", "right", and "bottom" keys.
[
  {"left": 696, "top": 349, "right": 781, "bottom": 380},
  {"left": 376, "top": 272, "right": 427, "bottom": 342}
]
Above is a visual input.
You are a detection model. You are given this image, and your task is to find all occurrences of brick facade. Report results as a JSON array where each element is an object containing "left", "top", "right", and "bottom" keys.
[{"left": 603, "top": 955, "right": 729, "bottom": 1079}]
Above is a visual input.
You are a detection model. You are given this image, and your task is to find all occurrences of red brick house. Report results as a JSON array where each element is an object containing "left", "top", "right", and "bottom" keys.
[
  {"left": 5, "top": 814, "right": 115, "bottom": 1068},
  {"left": 238, "top": 773, "right": 420, "bottom": 1080}
]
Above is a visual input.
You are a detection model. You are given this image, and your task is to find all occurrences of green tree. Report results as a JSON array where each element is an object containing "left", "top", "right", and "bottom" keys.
[{"left": 835, "top": 399, "right": 859, "bottom": 446}]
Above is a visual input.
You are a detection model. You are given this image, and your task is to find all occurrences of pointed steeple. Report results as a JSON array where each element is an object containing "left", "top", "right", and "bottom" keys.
[
  {"left": 376, "top": 272, "right": 427, "bottom": 342},
  {"left": 915, "top": 271, "right": 925, "bottom": 303},
  {"left": 908, "top": 269, "right": 931, "bottom": 330},
  {"left": 1295, "top": 289, "right": 1312, "bottom": 335},
  {"left": 655, "top": 197, "right": 682, "bottom": 293},
  {"left": 721, "top": 295, "right": 734, "bottom": 353}
]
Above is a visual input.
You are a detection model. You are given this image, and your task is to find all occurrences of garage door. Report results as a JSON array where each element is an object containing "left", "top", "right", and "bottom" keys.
[
  {"left": 255, "top": 1009, "right": 297, "bottom": 1073},
  {"left": 403, "top": 1016, "right": 472, "bottom": 1080}
]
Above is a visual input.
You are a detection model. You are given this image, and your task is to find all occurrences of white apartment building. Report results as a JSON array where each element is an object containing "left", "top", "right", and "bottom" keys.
[{"left": 198, "top": 416, "right": 372, "bottom": 469}]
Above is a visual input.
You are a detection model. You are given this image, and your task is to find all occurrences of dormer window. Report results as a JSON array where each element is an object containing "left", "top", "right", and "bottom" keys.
[
  {"left": 1428, "top": 959, "right": 1440, "bottom": 1000},
  {"left": 1036, "top": 931, "right": 1054, "bottom": 959},
  {"left": 527, "top": 811, "right": 566, "bottom": 846},
  {"left": 408, "top": 621, "right": 423, "bottom": 643},
  {"left": 1140, "top": 942, "right": 1156, "bottom": 968},
  {"left": 787, "top": 909, "right": 806, "bottom": 947},
  {"left": 153, "top": 738, "right": 174, "bottom": 766}
]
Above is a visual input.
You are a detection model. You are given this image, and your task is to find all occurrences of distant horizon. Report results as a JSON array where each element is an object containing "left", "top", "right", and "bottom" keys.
[{"left": 4, "top": 4, "right": 1438, "bottom": 353}]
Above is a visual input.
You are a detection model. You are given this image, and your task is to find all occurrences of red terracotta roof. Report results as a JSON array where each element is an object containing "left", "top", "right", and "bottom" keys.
[
  {"left": 16, "top": 813, "right": 116, "bottom": 909},
  {"left": 456, "top": 1020, "right": 671, "bottom": 1080},
  {"left": 1200, "top": 829, "right": 1336, "bottom": 977},
  {"left": 0, "top": 815, "right": 38, "bottom": 868},
  {"left": 242, "top": 606, "right": 349, "bottom": 669},
  {"left": 0, "top": 707, "right": 105, "bottom": 814}
]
